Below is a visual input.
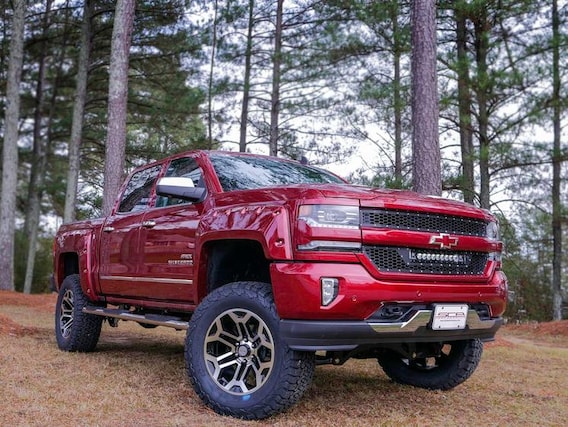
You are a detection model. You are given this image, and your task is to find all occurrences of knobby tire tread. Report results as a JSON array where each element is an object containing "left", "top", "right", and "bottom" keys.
[
  {"left": 378, "top": 339, "right": 483, "bottom": 390},
  {"left": 185, "top": 281, "right": 315, "bottom": 420},
  {"left": 55, "top": 274, "right": 102, "bottom": 352}
]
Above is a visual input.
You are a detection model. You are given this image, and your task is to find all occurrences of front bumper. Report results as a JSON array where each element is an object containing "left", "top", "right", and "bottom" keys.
[
  {"left": 281, "top": 309, "right": 503, "bottom": 351},
  {"left": 271, "top": 261, "right": 507, "bottom": 351},
  {"left": 271, "top": 262, "right": 508, "bottom": 321}
]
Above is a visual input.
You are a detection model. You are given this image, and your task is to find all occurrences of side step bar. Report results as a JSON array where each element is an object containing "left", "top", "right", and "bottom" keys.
[{"left": 83, "top": 306, "right": 189, "bottom": 330}]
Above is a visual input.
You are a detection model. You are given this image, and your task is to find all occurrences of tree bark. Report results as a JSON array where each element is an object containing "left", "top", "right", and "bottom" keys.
[
  {"left": 551, "top": 0, "right": 563, "bottom": 320},
  {"left": 207, "top": 0, "right": 219, "bottom": 149},
  {"left": 269, "top": 0, "right": 283, "bottom": 157},
  {"left": 23, "top": 0, "right": 52, "bottom": 294},
  {"left": 239, "top": 0, "right": 254, "bottom": 153},
  {"left": 455, "top": 3, "right": 475, "bottom": 204},
  {"left": 411, "top": 0, "right": 441, "bottom": 196},
  {"left": 102, "top": 0, "right": 136, "bottom": 216},
  {"left": 64, "top": 0, "right": 93, "bottom": 224},
  {"left": 473, "top": 9, "right": 491, "bottom": 209},
  {"left": 391, "top": 3, "right": 403, "bottom": 185},
  {"left": 0, "top": 0, "right": 26, "bottom": 291}
]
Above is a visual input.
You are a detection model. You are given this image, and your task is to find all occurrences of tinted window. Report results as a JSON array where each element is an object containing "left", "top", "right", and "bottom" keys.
[
  {"left": 155, "top": 157, "right": 203, "bottom": 207},
  {"left": 209, "top": 153, "right": 343, "bottom": 192},
  {"left": 118, "top": 165, "right": 162, "bottom": 213}
]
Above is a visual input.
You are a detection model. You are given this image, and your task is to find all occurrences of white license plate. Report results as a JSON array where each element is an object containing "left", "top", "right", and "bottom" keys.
[{"left": 431, "top": 304, "right": 468, "bottom": 330}]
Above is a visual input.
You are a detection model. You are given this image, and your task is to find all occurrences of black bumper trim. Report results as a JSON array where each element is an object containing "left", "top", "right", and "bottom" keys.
[{"left": 280, "top": 310, "right": 503, "bottom": 351}]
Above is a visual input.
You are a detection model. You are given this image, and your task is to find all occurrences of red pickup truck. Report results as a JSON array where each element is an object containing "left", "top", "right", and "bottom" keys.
[{"left": 53, "top": 150, "right": 507, "bottom": 420}]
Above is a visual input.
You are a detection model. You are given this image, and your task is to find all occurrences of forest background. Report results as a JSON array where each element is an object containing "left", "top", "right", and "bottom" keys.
[{"left": 0, "top": 0, "right": 566, "bottom": 321}]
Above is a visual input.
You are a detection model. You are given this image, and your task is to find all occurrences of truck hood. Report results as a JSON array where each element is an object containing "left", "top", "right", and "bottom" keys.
[
  {"left": 317, "top": 184, "right": 491, "bottom": 219},
  {"left": 214, "top": 184, "right": 492, "bottom": 221}
]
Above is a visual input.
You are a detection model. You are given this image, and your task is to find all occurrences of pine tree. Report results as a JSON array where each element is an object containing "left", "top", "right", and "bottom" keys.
[
  {"left": 102, "top": 0, "right": 136, "bottom": 216},
  {"left": 64, "top": 0, "right": 93, "bottom": 224},
  {"left": 551, "top": 0, "right": 563, "bottom": 320},
  {"left": 411, "top": 0, "right": 441, "bottom": 195},
  {"left": 23, "top": 0, "right": 54, "bottom": 294},
  {"left": 0, "top": 0, "right": 26, "bottom": 291}
]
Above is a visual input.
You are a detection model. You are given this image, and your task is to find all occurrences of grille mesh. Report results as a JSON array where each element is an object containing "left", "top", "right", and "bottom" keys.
[
  {"left": 363, "top": 245, "right": 488, "bottom": 276},
  {"left": 361, "top": 209, "right": 487, "bottom": 237}
]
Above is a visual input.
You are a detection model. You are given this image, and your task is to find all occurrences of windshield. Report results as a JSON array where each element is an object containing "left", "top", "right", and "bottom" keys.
[{"left": 208, "top": 153, "right": 345, "bottom": 192}]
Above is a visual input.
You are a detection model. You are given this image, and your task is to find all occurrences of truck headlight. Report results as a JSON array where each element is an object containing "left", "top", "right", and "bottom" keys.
[
  {"left": 486, "top": 221, "right": 500, "bottom": 240},
  {"left": 297, "top": 204, "right": 361, "bottom": 252},
  {"left": 298, "top": 205, "right": 359, "bottom": 229}
]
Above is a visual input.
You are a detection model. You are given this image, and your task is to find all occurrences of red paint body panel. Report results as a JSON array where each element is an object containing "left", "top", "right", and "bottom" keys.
[
  {"left": 270, "top": 263, "right": 507, "bottom": 321},
  {"left": 98, "top": 214, "right": 144, "bottom": 295},
  {"left": 54, "top": 218, "right": 104, "bottom": 300},
  {"left": 197, "top": 202, "right": 292, "bottom": 260}
]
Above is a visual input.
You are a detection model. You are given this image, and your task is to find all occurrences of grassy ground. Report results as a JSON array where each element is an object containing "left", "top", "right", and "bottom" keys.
[{"left": 1, "top": 291, "right": 567, "bottom": 426}]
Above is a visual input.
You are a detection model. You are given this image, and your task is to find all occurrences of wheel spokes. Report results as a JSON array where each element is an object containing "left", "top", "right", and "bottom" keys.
[
  {"left": 59, "top": 289, "right": 75, "bottom": 338},
  {"left": 204, "top": 308, "right": 275, "bottom": 395}
]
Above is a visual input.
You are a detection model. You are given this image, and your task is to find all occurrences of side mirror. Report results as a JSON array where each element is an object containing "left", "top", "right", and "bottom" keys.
[{"left": 156, "top": 177, "right": 206, "bottom": 203}]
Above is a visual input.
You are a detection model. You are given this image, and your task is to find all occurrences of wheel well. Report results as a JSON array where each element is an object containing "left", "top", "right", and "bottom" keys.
[
  {"left": 205, "top": 240, "right": 271, "bottom": 293},
  {"left": 57, "top": 252, "right": 79, "bottom": 285}
]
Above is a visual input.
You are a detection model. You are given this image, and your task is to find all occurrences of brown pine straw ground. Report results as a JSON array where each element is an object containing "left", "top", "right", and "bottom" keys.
[{"left": 1, "top": 290, "right": 567, "bottom": 426}]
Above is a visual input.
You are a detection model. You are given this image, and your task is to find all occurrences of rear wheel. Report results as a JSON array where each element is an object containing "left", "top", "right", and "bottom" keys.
[
  {"left": 185, "top": 281, "right": 315, "bottom": 420},
  {"left": 378, "top": 339, "right": 483, "bottom": 390},
  {"left": 55, "top": 274, "right": 102, "bottom": 352}
]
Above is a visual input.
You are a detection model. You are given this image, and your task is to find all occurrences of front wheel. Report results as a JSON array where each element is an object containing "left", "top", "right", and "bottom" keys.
[
  {"left": 55, "top": 274, "right": 102, "bottom": 352},
  {"left": 378, "top": 339, "right": 483, "bottom": 390},
  {"left": 185, "top": 282, "right": 315, "bottom": 420}
]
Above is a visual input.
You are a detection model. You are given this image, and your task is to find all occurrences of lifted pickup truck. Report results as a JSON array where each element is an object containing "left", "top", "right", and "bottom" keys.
[{"left": 53, "top": 150, "right": 507, "bottom": 420}]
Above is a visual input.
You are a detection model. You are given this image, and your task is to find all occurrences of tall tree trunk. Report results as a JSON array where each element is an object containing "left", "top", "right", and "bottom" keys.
[
  {"left": 239, "top": 0, "right": 254, "bottom": 153},
  {"left": 551, "top": 0, "right": 563, "bottom": 320},
  {"left": 391, "top": 3, "right": 403, "bottom": 185},
  {"left": 269, "top": 0, "right": 283, "bottom": 157},
  {"left": 102, "top": 0, "right": 136, "bottom": 216},
  {"left": 455, "top": 3, "right": 475, "bottom": 204},
  {"left": 473, "top": 10, "right": 491, "bottom": 209},
  {"left": 0, "top": 0, "right": 25, "bottom": 291},
  {"left": 411, "top": 0, "right": 441, "bottom": 195},
  {"left": 64, "top": 0, "right": 93, "bottom": 224},
  {"left": 207, "top": 0, "right": 219, "bottom": 149},
  {"left": 23, "top": 0, "right": 52, "bottom": 294},
  {"left": 1, "top": 6, "right": 7, "bottom": 82}
]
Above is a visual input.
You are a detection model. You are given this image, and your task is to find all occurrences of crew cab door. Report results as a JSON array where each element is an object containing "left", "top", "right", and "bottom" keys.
[
  {"left": 134, "top": 156, "right": 204, "bottom": 302},
  {"left": 98, "top": 164, "right": 163, "bottom": 297}
]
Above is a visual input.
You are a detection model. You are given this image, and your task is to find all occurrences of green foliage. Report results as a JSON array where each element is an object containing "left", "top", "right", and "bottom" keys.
[
  {"left": 348, "top": 166, "right": 411, "bottom": 189},
  {"left": 504, "top": 259, "right": 553, "bottom": 322},
  {"left": 70, "top": 1, "right": 208, "bottom": 208},
  {"left": 502, "top": 228, "right": 554, "bottom": 323},
  {"left": 312, "top": 0, "right": 413, "bottom": 182},
  {"left": 500, "top": 207, "right": 566, "bottom": 322}
]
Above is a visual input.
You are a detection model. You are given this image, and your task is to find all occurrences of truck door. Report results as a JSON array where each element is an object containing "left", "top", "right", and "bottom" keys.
[
  {"left": 98, "top": 164, "right": 162, "bottom": 297},
  {"left": 135, "top": 156, "right": 203, "bottom": 303}
]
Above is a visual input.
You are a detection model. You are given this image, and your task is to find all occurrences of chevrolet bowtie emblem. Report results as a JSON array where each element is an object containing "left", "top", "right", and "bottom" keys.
[{"left": 429, "top": 233, "right": 458, "bottom": 249}]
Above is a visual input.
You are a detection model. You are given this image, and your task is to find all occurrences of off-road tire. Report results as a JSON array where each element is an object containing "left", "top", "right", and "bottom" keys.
[
  {"left": 55, "top": 274, "right": 102, "bottom": 352},
  {"left": 378, "top": 339, "right": 483, "bottom": 390},
  {"left": 185, "top": 281, "right": 315, "bottom": 420}
]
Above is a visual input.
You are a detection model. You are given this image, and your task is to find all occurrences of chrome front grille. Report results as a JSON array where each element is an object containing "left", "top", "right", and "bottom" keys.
[
  {"left": 363, "top": 245, "right": 488, "bottom": 276},
  {"left": 361, "top": 209, "right": 487, "bottom": 237}
]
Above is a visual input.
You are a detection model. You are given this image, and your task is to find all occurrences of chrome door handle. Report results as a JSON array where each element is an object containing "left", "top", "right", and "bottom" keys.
[
  {"left": 103, "top": 226, "right": 114, "bottom": 232},
  {"left": 142, "top": 220, "right": 156, "bottom": 228}
]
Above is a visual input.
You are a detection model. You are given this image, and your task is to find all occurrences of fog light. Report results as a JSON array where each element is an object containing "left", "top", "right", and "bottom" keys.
[{"left": 321, "top": 278, "right": 339, "bottom": 306}]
